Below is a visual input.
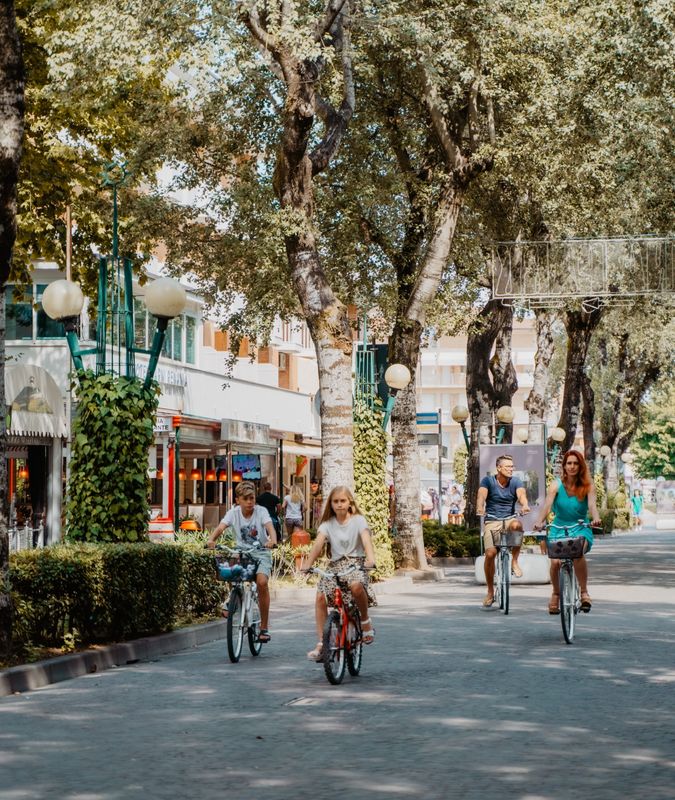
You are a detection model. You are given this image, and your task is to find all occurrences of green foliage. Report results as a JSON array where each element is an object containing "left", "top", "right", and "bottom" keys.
[
  {"left": 632, "top": 384, "right": 675, "bottom": 479},
  {"left": 9, "top": 543, "right": 225, "bottom": 648},
  {"left": 422, "top": 521, "right": 481, "bottom": 559},
  {"left": 353, "top": 400, "right": 394, "bottom": 579},
  {"left": 594, "top": 472, "right": 606, "bottom": 510},
  {"left": 66, "top": 372, "right": 159, "bottom": 542},
  {"left": 453, "top": 444, "right": 468, "bottom": 489}
]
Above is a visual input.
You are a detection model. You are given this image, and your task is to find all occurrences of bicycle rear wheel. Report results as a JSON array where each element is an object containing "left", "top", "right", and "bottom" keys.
[
  {"left": 227, "top": 587, "right": 245, "bottom": 662},
  {"left": 346, "top": 607, "right": 363, "bottom": 677},
  {"left": 322, "top": 610, "right": 346, "bottom": 685},
  {"left": 559, "top": 564, "right": 576, "bottom": 644},
  {"left": 493, "top": 556, "right": 502, "bottom": 609},
  {"left": 247, "top": 590, "right": 262, "bottom": 656},
  {"left": 500, "top": 549, "right": 510, "bottom": 615}
]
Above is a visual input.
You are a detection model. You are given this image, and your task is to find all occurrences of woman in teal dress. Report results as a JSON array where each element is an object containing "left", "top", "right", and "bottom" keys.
[
  {"left": 534, "top": 451, "right": 601, "bottom": 615},
  {"left": 631, "top": 490, "right": 644, "bottom": 529}
]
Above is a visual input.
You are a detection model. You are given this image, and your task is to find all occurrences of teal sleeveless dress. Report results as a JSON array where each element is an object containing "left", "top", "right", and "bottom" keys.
[{"left": 551, "top": 479, "right": 593, "bottom": 550}]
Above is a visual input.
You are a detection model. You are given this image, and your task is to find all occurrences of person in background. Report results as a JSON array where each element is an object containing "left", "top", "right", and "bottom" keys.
[
  {"left": 449, "top": 485, "right": 464, "bottom": 526},
  {"left": 631, "top": 489, "right": 644, "bottom": 530},
  {"left": 257, "top": 481, "right": 282, "bottom": 541},
  {"left": 282, "top": 483, "right": 306, "bottom": 538}
]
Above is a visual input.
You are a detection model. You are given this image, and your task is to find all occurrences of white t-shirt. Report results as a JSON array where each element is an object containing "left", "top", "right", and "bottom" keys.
[
  {"left": 283, "top": 496, "right": 304, "bottom": 521},
  {"left": 318, "top": 514, "right": 369, "bottom": 560},
  {"left": 221, "top": 506, "right": 272, "bottom": 547}
]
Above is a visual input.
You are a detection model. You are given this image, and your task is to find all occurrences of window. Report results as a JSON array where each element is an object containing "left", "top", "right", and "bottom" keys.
[
  {"left": 36, "top": 284, "right": 64, "bottom": 338},
  {"left": 172, "top": 316, "right": 183, "bottom": 361},
  {"left": 185, "top": 316, "right": 196, "bottom": 364},
  {"left": 134, "top": 298, "right": 147, "bottom": 350},
  {"left": 6, "top": 286, "right": 33, "bottom": 340}
]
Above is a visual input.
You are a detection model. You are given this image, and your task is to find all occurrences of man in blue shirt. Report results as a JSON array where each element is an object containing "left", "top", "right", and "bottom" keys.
[{"left": 476, "top": 454, "right": 530, "bottom": 607}]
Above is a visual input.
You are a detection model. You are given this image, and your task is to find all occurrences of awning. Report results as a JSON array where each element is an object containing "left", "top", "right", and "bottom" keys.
[
  {"left": 5, "top": 365, "right": 67, "bottom": 439},
  {"left": 280, "top": 441, "right": 322, "bottom": 459}
]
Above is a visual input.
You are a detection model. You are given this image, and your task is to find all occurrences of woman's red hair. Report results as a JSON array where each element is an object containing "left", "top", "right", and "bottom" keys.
[{"left": 561, "top": 450, "right": 592, "bottom": 500}]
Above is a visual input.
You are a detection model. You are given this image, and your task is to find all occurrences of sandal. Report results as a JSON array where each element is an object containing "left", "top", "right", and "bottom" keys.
[
  {"left": 548, "top": 594, "right": 561, "bottom": 615},
  {"left": 580, "top": 594, "right": 592, "bottom": 613},
  {"left": 361, "top": 618, "right": 376, "bottom": 644},
  {"left": 258, "top": 629, "right": 271, "bottom": 643},
  {"left": 307, "top": 642, "right": 323, "bottom": 662},
  {"left": 511, "top": 563, "right": 523, "bottom": 578},
  {"left": 482, "top": 595, "right": 495, "bottom": 607}
]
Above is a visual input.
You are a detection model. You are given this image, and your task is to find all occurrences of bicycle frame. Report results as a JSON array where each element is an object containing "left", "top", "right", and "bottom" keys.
[
  {"left": 481, "top": 515, "right": 523, "bottom": 615},
  {"left": 543, "top": 522, "right": 590, "bottom": 644}
]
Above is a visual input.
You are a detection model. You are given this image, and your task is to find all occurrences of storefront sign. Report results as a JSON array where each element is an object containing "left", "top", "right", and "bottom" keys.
[
  {"left": 137, "top": 363, "right": 188, "bottom": 388},
  {"left": 221, "top": 418, "right": 271, "bottom": 446},
  {"left": 153, "top": 416, "right": 173, "bottom": 434}
]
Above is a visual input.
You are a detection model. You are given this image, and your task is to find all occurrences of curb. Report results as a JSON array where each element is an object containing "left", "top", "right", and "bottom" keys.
[
  {"left": 1, "top": 576, "right": 417, "bottom": 697},
  {"left": 0, "top": 620, "right": 226, "bottom": 698}
]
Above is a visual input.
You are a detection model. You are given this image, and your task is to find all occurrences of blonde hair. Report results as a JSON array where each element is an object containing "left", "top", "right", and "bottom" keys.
[
  {"left": 290, "top": 484, "right": 304, "bottom": 504},
  {"left": 318, "top": 485, "right": 363, "bottom": 526},
  {"left": 235, "top": 481, "right": 256, "bottom": 500}
]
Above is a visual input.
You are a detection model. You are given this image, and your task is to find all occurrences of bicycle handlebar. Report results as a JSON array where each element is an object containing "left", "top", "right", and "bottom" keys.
[{"left": 209, "top": 543, "right": 264, "bottom": 560}]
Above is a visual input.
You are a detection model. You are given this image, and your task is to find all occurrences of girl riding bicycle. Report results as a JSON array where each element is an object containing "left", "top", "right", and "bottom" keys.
[
  {"left": 534, "top": 450, "right": 601, "bottom": 615},
  {"left": 302, "top": 485, "right": 377, "bottom": 662}
]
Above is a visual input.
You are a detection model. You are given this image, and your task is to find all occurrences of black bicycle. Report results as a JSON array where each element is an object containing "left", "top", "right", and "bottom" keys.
[{"left": 481, "top": 514, "right": 524, "bottom": 615}]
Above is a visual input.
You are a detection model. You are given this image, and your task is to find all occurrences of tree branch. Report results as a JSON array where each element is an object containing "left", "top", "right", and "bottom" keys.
[
  {"left": 420, "top": 64, "right": 463, "bottom": 171},
  {"left": 313, "top": 0, "right": 349, "bottom": 42}
]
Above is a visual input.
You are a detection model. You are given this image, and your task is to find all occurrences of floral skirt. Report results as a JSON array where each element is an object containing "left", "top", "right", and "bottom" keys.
[{"left": 318, "top": 555, "right": 377, "bottom": 608}]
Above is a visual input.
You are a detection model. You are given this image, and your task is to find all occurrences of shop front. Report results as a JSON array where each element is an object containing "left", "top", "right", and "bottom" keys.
[{"left": 5, "top": 365, "right": 67, "bottom": 548}]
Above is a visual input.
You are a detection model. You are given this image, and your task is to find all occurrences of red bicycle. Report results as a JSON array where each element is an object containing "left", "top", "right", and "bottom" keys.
[{"left": 308, "top": 565, "right": 364, "bottom": 685}]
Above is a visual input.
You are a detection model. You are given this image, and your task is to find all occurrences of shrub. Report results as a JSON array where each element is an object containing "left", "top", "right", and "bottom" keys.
[
  {"left": 422, "top": 521, "right": 480, "bottom": 558},
  {"left": 9, "top": 543, "right": 226, "bottom": 649}
]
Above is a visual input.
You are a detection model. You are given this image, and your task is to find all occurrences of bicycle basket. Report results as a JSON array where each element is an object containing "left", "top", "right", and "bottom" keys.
[
  {"left": 546, "top": 536, "right": 586, "bottom": 560},
  {"left": 500, "top": 530, "right": 523, "bottom": 547}
]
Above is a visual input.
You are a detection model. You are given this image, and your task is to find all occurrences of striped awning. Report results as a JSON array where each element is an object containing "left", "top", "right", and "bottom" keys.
[{"left": 5, "top": 365, "right": 68, "bottom": 439}]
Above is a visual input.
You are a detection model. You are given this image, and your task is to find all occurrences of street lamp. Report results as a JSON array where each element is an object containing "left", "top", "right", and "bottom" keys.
[
  {"left": 515, "top": 427, "right": 529, "bottom": 443},
  {"left": 381, "top": 363, "right": 411, "bottom": 430},
  {"left": 451, "top": 405, "right": 470, "bottom": 450},
  {"left": 599, "top": 445, "right": 611, "bottom": 458},
  {"left": 548, "top": 426, "right": 566, "bottom": 464},
  {"left": 495, "top": 405, "right": 514, "bottom": 444},
  {"left": 43, "top": 274, "right": 186, "bottom": 388}
]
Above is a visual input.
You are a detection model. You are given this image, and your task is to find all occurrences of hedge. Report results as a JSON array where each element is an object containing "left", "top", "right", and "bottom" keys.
[
  {"left": 422, "top": 521, "right": 481, "bottom": 558},
  {"left": 9, "top": 543, "right": 226, "bottom": 649}
]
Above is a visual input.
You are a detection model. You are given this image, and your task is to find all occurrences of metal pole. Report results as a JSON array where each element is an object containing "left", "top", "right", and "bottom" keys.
[
  {"left": 438, "top": 407, "right": 443, "bottom": 525},
  {"left": 174, "top": 425, "right": 181, "bottom": 531}
]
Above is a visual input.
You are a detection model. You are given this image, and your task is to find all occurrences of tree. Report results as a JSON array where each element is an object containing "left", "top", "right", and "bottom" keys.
[
  {"left": 0, "top": 0, "right": 25, "bottom": 656},
  {"left": 631, "top": 384, "right": 675, "bottom": 480}
]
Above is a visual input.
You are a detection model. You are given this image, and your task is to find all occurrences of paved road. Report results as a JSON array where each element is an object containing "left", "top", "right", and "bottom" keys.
[{"left": 2, "top": 530, "right": 675, "bottom": 800}]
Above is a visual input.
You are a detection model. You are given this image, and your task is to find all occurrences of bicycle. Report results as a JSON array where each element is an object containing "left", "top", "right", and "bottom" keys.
[
  {"left": 212, "top": 544, "right": 265, "bottom": 663},
  {"left": 543, "top": 522, "right": 592, "bottom": 644},
  {"left": 481, "top": 514, "right": 524, "bottom": 615},
  {"left": 306, "top": 565, "right": 364, "bottom": 685}
]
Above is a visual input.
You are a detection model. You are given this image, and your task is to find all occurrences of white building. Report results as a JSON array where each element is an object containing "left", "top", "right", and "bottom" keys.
[{"left": 5, "top": 263, "right": 321, "bottom": 544}]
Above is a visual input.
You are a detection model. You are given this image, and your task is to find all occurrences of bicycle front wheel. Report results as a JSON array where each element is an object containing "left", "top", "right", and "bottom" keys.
[
  {"left": 226, "top": 587, "right": 245, "bottom": 662},
  {"left": 322, "top": 610, "right": 346, "bottom": 685},
  {"left": 346, "top": 608, "right": 363, "bottom": 677},
  {"left": 559, "top": 564, "right": 576, "bottom": 644},
  {"left": 247, "top": 590, "right": 262, "bottom": 656},
  {"left": 500, "top": 549, "right": 510, "bottom": 615}
]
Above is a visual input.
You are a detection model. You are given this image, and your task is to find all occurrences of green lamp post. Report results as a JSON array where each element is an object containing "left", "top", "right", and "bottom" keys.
[{"left": 42, "top": 162, "right": 186, "bottom": 385}]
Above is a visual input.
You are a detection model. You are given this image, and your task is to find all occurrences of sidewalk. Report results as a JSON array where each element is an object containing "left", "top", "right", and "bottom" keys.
[{"left": 0, "top": 574, "right": 415, "bottom": 697}]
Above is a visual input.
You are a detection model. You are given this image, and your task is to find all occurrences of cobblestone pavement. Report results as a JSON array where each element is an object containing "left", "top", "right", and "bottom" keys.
[{"left": 2, "top": 530, "right": 674, "bottom": 800}]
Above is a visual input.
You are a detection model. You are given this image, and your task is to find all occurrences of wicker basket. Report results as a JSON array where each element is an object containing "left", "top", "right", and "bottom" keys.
[
  {"left": 499, "top": 530, "right": 524, "bottom": 547},
  {"left": 546, "top": 536, "right": 586, "bottom": 560}
]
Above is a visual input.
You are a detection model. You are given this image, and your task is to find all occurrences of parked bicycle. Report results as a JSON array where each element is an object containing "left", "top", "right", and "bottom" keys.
[
  {"left": 544, "top": 522, "right": 592, "bottom": 644},
  {"left": 212, "top": 544, "right": 266, "bottom": 662},
  {"left": 481, "top": 514, "right": 524, "bottom": 615},
  {"left": 306, "top": 565, "right": 364, "bottom": 685}
]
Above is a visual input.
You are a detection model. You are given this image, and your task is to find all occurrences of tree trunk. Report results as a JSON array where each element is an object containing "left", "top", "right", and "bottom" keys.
[
  {"left": 489, "top": 305, "right": 518, "bottom": 443},
  {"left": 251, "top": 7, "right": 356, "bottom": 491},
  {"left": 465, "top": 300, "right": 512, "bottom": 523},
  {"left": 390, "top": 319, "right": 426, "bottom": 569},
  {"left": 556, "top": 306, "right": 603, "bottom": 452},
  {"left": 580, "top": 371, "right": 596, "bottom": 467},
  {"left": 525, "top": 309, "right": 555, "bottom": 442},
  {"left": 0, "top": 0, "right": 24, "bottom": 657},
  {"left": 389, "top": 185, "right": 464, "bottom": 568}
]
